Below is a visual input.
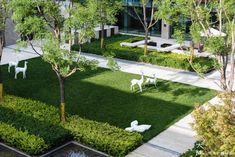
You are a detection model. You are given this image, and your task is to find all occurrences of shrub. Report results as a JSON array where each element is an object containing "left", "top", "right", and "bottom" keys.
[
  {"left": 0, "top": 95, "right": 71, "bottom": 154},
  {"left": 72, "top": 35, "right": 215, "bottom": 73},
  {"left": 191, "top": 95, "right": 235, "bottom": 156},
  {"left": 64, "top": 116, "right": 143, "bottom": 157},
  {"left": 180, "top": 141, "right": 204, "bottom": 157},
  {"left": 0, "top": 95, "right": 143, "bottom": 156},
  {"left": 0, "top": 122, "right": 48, "bottom": 154}
]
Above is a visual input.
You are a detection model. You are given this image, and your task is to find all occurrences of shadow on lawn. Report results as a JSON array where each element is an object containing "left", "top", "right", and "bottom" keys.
[{"left": 4, "top": 80, "right": 194, "bottom": 141}]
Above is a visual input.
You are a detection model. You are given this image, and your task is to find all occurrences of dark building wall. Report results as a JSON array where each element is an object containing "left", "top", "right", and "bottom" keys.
[{"left": 117, "top": 0, "right": 192, "bottom": 39}]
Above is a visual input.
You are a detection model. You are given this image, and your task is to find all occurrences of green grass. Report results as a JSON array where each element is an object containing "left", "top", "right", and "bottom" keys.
[
  {"left": 3, "top": 58, "right": 216, "bottom": 141},
  {"left": 72, "top": 34, "right": 216, "bottom": 73}
]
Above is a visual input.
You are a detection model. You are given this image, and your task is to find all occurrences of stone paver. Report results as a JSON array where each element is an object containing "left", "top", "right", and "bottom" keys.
[{"left": 2, "top": 45, "right": 224, "bottom": 157}]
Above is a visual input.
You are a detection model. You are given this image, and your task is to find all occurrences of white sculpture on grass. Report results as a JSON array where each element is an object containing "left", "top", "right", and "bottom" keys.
[
  {"left": 125, "top": 120, "right": 151, "bottom": 133},
  {"left": 15, "top": 61, "right": 28, "bottom": 79},
  {"left": 130, "top": 71, "right": 144, "bottom": 92},
  {"left": 8, "top": 61, "right": 19, "bottom": 73},
  {"left": 145, "top": 74, "right": 157, "bottom": 87}
]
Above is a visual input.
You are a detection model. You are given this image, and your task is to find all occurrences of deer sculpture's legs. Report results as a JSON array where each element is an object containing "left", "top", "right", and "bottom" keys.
[
  {"left": 8, "top": 65, "right": 11, "bottom": 73},
  {"left": 14, "top": 72, "right": 17, "bottom": 79},
  {"left": 138, "top": 84, "right": 142, "bottom": 92}
]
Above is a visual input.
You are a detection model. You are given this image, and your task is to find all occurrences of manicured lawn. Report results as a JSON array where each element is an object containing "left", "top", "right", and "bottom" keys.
[
  {"left": 3, "top": 58, "right": 216, "bottom": 141},
  {"left": 72, "top": 34, "right": 216, "bottom": 73}
]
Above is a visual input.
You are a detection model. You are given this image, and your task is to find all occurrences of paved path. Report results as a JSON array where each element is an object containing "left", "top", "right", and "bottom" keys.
[
  {"left": 2, "top": 44, "right": 223, "bottom": 91},
  {"left": 2, "top": 45, "right": 224, "bottom": 157}
]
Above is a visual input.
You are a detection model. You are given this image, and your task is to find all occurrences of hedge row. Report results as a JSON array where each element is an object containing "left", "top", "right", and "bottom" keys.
[
  {"left": 0, "top": 122, "right": 48, "bottom": 154},
  {"left": 72, "top": 35, "right": 215, "bottom": 73},
  {"left": 65, "top": 116, "right": 142, "bottom": 157},
  {"left": 0, "top": 95, "right": 71, "bottom": 155},
  {"left": 0, "top": 95, "right": 142, "bottom": 156}
]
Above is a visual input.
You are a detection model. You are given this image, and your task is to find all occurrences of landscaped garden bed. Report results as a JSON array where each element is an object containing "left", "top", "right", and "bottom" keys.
[
  {"left": 72, "top": 35, "right": 216, "bottom": 73},
  {"left": 2, "top": 58, "right": 216, "bottom": 156},
  {"left": 0, "top": 95, "right": 142, "bottom": 156}
]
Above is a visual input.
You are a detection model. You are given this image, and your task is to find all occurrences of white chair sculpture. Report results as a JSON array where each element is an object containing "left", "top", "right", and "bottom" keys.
[
  {"left": 125, "top": 120, "right": 151, "bottom": 133},
  {"left": 145, "top": 74, "right": 157, "bottom": 87},
  {"left": 130, "top": 71, "right": 144, "bottom": 92},
  {"left": 15, "top": 61, "right": 28, "bottom": 79},
  {"left": 8, "top": 61, "right": 19, "bottom": 73}
]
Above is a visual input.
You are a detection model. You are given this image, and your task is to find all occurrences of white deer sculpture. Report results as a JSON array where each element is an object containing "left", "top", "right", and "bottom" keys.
[
  {"left": 130, "top": 71, "right": 144, "bottom": 92},
  {"left": 15, "top": 61, "right": 28, "bottom": 79},
  {"left": 145, "top": 74, "right": 157, "bottom": 87},
  {"left": 8, "top": 60, "right": 19, "bottom": 73}
]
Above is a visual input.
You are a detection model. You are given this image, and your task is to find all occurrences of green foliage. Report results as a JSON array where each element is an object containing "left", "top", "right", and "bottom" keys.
[
  {"left": 65, "top": 116, "right": 143, "bottom": 157},
  {"left": 63, "top": 1, "right": 98, "bottom": 45},
  {"left": 73, "top": 35, "right": 215, "bottom": 73},
  {"left": 0, "top": 95, "right": 70, "bottom": 154},
  {"left": 180, "top": 141, "right": 204, "bottom": 157},
  {"left": 192, "top": 95, "right": 235, "bottom": 156},
  {"left": 95, "top": 0, "right": 122, "bottom": 26},
  {"left": 42, "top": 39, "right": 98, "bottom": 77},
  {"left": 0, "top": 122, "right": 48, "bottom": 154},
  {"left": 0, "top": 95, "right": 143, "bottom": 156},
  {"left": 0, "top": 0, "right": 8, "bottom": 31},
  {"left": 204, "top": 37, "right": 226, "bottom": 55}
]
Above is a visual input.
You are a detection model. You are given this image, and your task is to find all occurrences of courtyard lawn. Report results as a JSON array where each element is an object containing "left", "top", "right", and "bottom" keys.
[{"left": 3, "top": 58, "right": 216, "bottom": 141}]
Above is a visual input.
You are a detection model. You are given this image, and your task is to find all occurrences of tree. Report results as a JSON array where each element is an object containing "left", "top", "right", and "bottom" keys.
[
  {"left": 0, "top": 0, "right": 8, "bottom": 102},
  {"left": 166, "top": 0, "right": 235, "bottom": 93},
  {"left": 132, "top": 0, "right": 172, "bottom": 56},
  {"left": 96, "top": 0, "right": 122, "bottom": 49},
  {"left": 9, "top": 0, "right": 98, "bottom": 122}
]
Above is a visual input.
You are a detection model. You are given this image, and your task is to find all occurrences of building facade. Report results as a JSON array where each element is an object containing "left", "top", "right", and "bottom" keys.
[{"left": 116, "top": 0, "right": 191, "bottom": 39}]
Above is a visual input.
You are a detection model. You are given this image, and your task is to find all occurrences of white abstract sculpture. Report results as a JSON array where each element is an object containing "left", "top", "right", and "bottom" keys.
[
  {"left": 130, "top": 71, "right": 144, "bottom": 92},
  {"left": 145, "top": 74, "right": 157, "bottom": 87},
  {"left": 125, "top": 120, "right": 151, "bottom": 133},
  {"left": 15, "top": 61, "right": 28, "bottom": 79},
  {"left": 8, "top": 61, "right": 19, "bottom": 73}
]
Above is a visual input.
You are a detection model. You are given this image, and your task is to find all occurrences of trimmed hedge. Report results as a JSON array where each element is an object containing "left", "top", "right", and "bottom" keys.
[
  {"left": 0, "top": 95, "right": 71, "bottom": 155},
  {"left": 0, "top": 122, "right": 48, "bottom": 154},
  {"left": 0, "top": 95, "right": 142, "bottom": 156},
  {"left": 72, "top": 34, "right": 215, "bottom": 73},
  {"left": 65, "top": 116, "right": 142, "bottom": 157}
]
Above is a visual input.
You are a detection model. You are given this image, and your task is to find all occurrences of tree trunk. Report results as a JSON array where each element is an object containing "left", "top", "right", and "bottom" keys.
[
  {"left": 218, "top": 55, "right": 228, "bottom": 91},
  {"left": 144, "top": 29, "right": 148, "bottom": 56},
  {"left": 0, "top": 33, "right": 4, "bottom": 102},
  {"left": 57, "top": 74, "right": 66, "bottom": 123},
  {"left": 228, "top": 30, "right": 235, "bottom": 93},
  {"left": 100, "top": 23, "right": 105, "bottom": 49}
]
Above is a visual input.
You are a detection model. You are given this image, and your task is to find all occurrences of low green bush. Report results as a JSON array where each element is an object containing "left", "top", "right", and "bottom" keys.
[
  {"left": 191, "top": 94, "right": 235, "bottom": 156},
  {"left": 180, "top": 141, "right": 204, "bottom": 157},
  {"left": 0, "top": 95, "right": 142, "bottom": 156},
  {"left": 65, "top": 116, "right": 143, "bottom": 157},
  {"left": 0, "top": 122, "right": 48, "bottom": 154},
  {"left": 0, "top": 95, "right": 71, "bottom": 155},
  {"left": 72, "top": 35, "right": 215, "bottom": 73}
]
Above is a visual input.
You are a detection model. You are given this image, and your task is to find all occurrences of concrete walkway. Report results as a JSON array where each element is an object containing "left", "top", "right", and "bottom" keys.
[
  {"left": 2, "top": 45, "right": 223, "bottom": 157},
  {"left": 2, "top": 44, "right": 222, "bottom": 91}
]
